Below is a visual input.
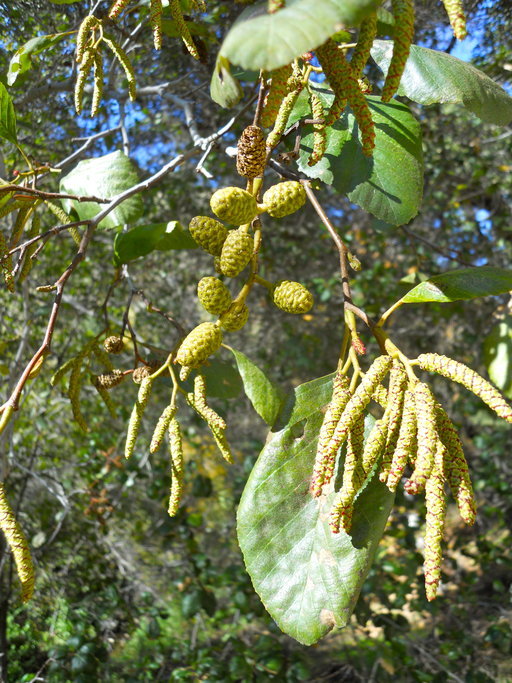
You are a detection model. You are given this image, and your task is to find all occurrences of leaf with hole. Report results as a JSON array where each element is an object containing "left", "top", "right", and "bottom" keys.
[{"left": 7, "top": 32, "right": 69, "bottom": 86}]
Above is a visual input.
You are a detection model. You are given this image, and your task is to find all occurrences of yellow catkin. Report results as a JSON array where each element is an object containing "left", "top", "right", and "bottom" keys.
[
  {"left": 150, "top": 0, "right": 163, "bottom": 50},
  {"left": 210, "top": 427, "right": 234, "bottom": 464},
  {"left": 190, "top": 375, "right": 226, "bottom": 431},
  {"left": 308, "top": 91, "right": 327, "bottom": 167},
  {"left": 378, "top": 361, "right": 408, "bottom": 482},
  {"left": 91, "top": 52, "right": 104, "bottom": 117},
  {"left": 311, "top": 373, "right": 352, "bottom": 497},
  {"left": 102, "top": 34, "right": 137, "bottom": 101},
  {"left": 150, "top": 404, "right": 177, "bottom": 454},
  {"left": 405, "top": 383, "right": 437, "bottom": 494},
  {"left": 76, "top": 15, "right": 97, "bottom": 62},
  {"left": 10, "top": 205, "right": 33, "bottom": 248},
  {"left": 361, "top": 415, "right": 389, "bottom": 474},
  {"left": 260, "top": 65, "right": 293, "bottom": 128},
  {"left": 350, "top": 12, "right": 378, "bottom": 77},
  {"left": 43, "top": 201, "right": 81, "bottom": 245},
  {"left": 68, "top": 358, "right": 89, "bottom": 432},
  {"left": 50, "top": 357, "right": 76, "bottom": 386},
  {"left": 442, "top": 0, "right": 467, "bottom": 40},
  {"left": 435, "top": 404, "right": 476, "bottom": 525},
  {"left": 74, "top": 49, "right": 95, "bottom": 115},
  {"left": 0, "top": 231, "right": 15, "bottom": 293},
  {"left": 266, "top": 82, "right": 303, "bottom": 150},
  {"left": 108, "top": 0, "right": 131, "bottom": 20},
  {"left": 125, "top": 377, "right": 153, "bottom": 458},
  {"left": 423, "top": 440, "right": 447, "bottom": 601},
  {"left": 316, "top": 39, "right": 347, "bottom": 126},
  {"left": 381, "top": 0, "right": 415, "bottom": 102},
  {"left": 385, "top": 389, "right": 417, "bottom": 492},
  {"left": 169, "top": 0, "right": 200, "bottom": 60},
  {"left": 372, "top": 383, "right": 388, "bottom": 408},
  {"left": 0, "top": 484, "right": 34, "bottom": 602},
  {"left": 168, "top": 418, "right": 184, "bottom": 516},
  {"left": 417, "top": 353, "right": 512, "bottom": 424}
]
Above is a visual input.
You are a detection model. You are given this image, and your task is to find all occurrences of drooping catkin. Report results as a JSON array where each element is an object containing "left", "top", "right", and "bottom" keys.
[
  {"left": 108, "top": 0, "right": 131, "bottom": 20},
  {"left": 10, "top": 205, "right": 33, "bottom": 248},
  {"left": 442, "top": 0, "right": 467, "bottom": 40},
  {"left": 102, "top": 34, "right": 137, "bottom": 100},
  {"left": 266, "top": 82, "right": 303, "bottom": 150},
  {"left": 125, "top": 377, "right": 153, "bottom": 458},
  {"left": 423, "top": 440, "right": 447, "bottom": 602},
  {"left": 311, "top": 373, "right": 352, "bottom": 497},
  {"left": 378, "top": 361, "right": 408, "bottom": 481},
  {"left": 210, "top": 427, "right": 234, "bottom": 464},
  {"left": 362, "top": 415, "right": 389, "bottom": 474},
  {"left": 260, "top": 65, "right": 293, "bottom": 128},
  {"left": 43, "top": 201, "right": 81, "bottom": 245},
  {"left": 191, "top": 375, "right": 226, "bottom": 431},
  {"left": 150, "top": 404, "right": 177, "bottom": 454},
  {"left": 416, "top": 353, "right": 512, "bottom": 424},
  {"left": 75, "top": 49, "right": 95, "bottom": 115},
  {"left": 76, "top": 15, "right": 97, "bottom": 62},
  {"left": 381, "top": 0, "right": 415, "bottom": 102},
  {"left": 91, "top": 52, "right": 104, "bottom": 117},
  {"left": 316, "top": 39, "right": 347, "bottom": 126},
  {"left": 92, "top": 379, "right": 117, "bottom": 418},
  {"left": 169, "top": 0, "right": 200, "bottom": 60},
  {"left": 385, "top": 389, "right": 417, "bottom": 491},
  {"left": 0, "top": 483, "right": 34, "bottom": 602},
  {"left": 168, "top": 418, "right": 184, "bottom": 516},
  {"left": 150, "top": 0, "right": 163, "bottom": 50},
  {"left": 0, "top": 231, "right": 15, "bottom": 293},
  {"left": 307, "top": 91, "right": 327, "bottom": 167},
  {"left": 405, "top": 382, "right": 437, "bottom": 494},
  {"left": 350, "top": 12, "right": 378, "bottom": 77}
]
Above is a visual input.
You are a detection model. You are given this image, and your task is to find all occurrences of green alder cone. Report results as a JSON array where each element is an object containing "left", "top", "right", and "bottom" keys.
[
  {"left": 189, "top": 216, "right": 228, "bottom": 256},
  {"left": 197, "top": 276, "right": 232, "bottom": 315},
  {"left": 262, "top": 181, "right": 306, "bottom": 218},
  {"left": 219, "top": 303, "right": 249, "bottom": 331},
  {"left": 219, "top": 228, "right": 254, "bottom": 277},
  {"left": 272, "top": 280, "right": 314, "bottom": 314},
  {"left": 176, "top": 322, "right": 223, "bottom": 368},
  {"left": 210, "top": 187, "right": 259, "bottom": 225}
]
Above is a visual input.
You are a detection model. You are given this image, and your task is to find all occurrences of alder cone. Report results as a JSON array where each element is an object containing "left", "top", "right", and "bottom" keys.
[
  {"left": 197, "top": 276, "right": 232, "bottom": 315},
  {"left": 132, "top": 366, "right": 153, "bottom": 384},
  {"left": 189, "top": 216, "right": 228, "bottom": 256},
  {"left": 103, "top": 335, "right": 124, "bottom": 354},
  {"left": 210, "top": 187, "right": 258, "bottom": 225},
  {"left": 96, "top": 369, "right": 125, "bottom": 389},
  {"left": 176, "top": 322, "right": 222, "bottom": 368},
  {"left": 219, "top": 303, "right": 249, "bottom": 331},
  {"left": 219, "top": 229, "right": 254, "bottom": 277},
  {"left": 262, "top": 181, "right": 306, "bottom": 218},
  {"left": 272, "top": 280, "right": 314, "bottom": 314},
  {"left": 236, "top": 125, "right": 266, "bottom": 178}
]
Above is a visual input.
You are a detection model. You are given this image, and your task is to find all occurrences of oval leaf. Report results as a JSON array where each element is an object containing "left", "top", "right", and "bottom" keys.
[
  {"left": 60, "top": 151, "right": 143, "bottom": 230},
  {"left": 113, "top": 221, "right": 197, "bottom": 265},
  {"left": 230, "top": 348, "right": 285, "bottom": 427},
  {"left": 220, "top": 0, "right": 381, "bottom": 72},
  {"left": 483, "top": 318, "right": 512, "bottom": 398},
  {"left": 237, "top": 375, "right": 395, "bottom": 645},
  {"left": 8, "top": 33, "right": 69, "bottom": 86},
  {"left": 400, "top": 266, "right": 512, "bottom": 304},
  {"left": 371, "top": 40, "right": 512, "bottom": 126},
  {"left": 210, "top": 55, "right": 244, "bottom": 109},
  {"left": 293, "top": 89, "right": 423, "bottom": 225},
  {"left": 0, "top": 83, "right": 17, "bottom": 145}
]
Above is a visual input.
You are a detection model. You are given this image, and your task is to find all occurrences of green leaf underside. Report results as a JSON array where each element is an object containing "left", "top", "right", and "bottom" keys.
[
  {"left": 7, "top": 33, "right": 69, "bottom": 86},
  {"left": 220, "top": 0, "right": 381, "bottom": 72},
  {"left": 60, "top": 151, "right": 143, "bottom": 230},
  {"left": 0, "top": 83, "right": 17, "bottom": 145},
  {"left": 237, "top": 374, "right": 395, "bottom": 645},
  {"left": 483, "top": 318, "right": 512, "bottom": 398},
  {"left": 290, "top": 89, "right": 423, "bottom": 225},
  {"left": 210, "top": 55, "right": 244, "bottom": 109},
  {"left": 201, "top": 360, "right": 244, "bottom": 400},
  {"left": 371, "top": 40, "right": 512, "bottom": 126},
  {"left": 113, "top": 221, "right": 197, "bottom": 265},
  {"left": 230, "top": 349, "right": 285, "bottom": 427},
  {"left": 400, "top": 266, "right": 512, "bottom": 304}
]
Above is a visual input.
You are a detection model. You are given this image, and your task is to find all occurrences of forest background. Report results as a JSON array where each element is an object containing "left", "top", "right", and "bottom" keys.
[{"left": 0, "top": 0, "right": 512, "bottom": 681}]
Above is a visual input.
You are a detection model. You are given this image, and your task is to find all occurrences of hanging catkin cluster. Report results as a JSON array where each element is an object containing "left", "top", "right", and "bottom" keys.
[
  {"left": 313, "top": 350, "right": 512, "bottom": 601},
  {"left": 381, "top": 0, "right": 415, "bottom": 102}
]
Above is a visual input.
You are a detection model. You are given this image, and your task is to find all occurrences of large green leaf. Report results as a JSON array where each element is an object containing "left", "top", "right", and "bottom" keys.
[
  {"left": 0, "top": 83, "right": 17, "bottom": 145},
  {"left": 113, "top": 221, "right": 197, "bottom": 265},
  {"left": 237, "top": 374, "right": 395, "bottom": 645},
  {"left": 7, "top": 33, "right": 69, "bottom": 86},
  {"left": 371, "top": 40, "right": 512, "bottom": 126},
  {"left": 210, "top": 55, "right": 244, "bottom": 109},
  {"left": 483, "top": 318, "right": 512, "bottom": 399},
  {"left": 230, "top": 349, "right": 285, "bottom": 427},
  {"left": 60, "top": 151, "right": 143, "bottom": 230},
  {"left": 220, "top": 0, "right": 382, "bottom": 72},
  {"left": 291, "top": 89, "right": 423, "bottom": 225},
  {"left": 399, "top": 266, "right": 512, "bottom": 304}
]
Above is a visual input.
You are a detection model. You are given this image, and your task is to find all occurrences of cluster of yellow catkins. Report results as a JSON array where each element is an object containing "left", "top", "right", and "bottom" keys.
[{"left": 313, "top": 351, "right": 511, "bottom": 601}]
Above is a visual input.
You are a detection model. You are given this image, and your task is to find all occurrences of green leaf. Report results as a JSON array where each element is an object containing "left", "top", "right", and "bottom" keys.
[
  {"left": 210, "top": 55, "right": 244, "bottom": 109},
  {"left": 113, "top": 221, "right": 197, "bottom": 265},
  {"left": 60, "top": 151, "right": 143, "bottom": 230},
  {"left": 230, "top": 349, "right": 285, "bottom": 427},
  {"left": 237, "top": 375, "right": 395, "bottom": 645},
  {"left": 371, "top": 40, "right": 512, "bottom": 126},
  {"left": 482, "top": 318, "right": 512, "bottom": 398},
  {"left": 7, "top": 33, "right": 69, "bottom": 86},
  {"left": 399, "top": 266, "right": 512, "bottom": 304},
  {"left": 220, "top": 0, "right": 381, "bottom": 72},
  {"left": 201, "top": 360, "right": 243, "bottom": 400},
  {"left": 292, "top": 89, "right": 423, "bottom": 225},
  {"left": 0, "top": 83, "right": 17, "bottom": 145}
]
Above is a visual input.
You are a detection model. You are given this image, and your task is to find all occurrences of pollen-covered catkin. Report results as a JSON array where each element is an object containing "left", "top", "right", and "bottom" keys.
[
  {"left": 168, "top": 418, "right": 184, "bottom": 516},
  {"left": 102, "top": 34, "right": 137, "bottom": 101},
  {"left": 405, "top": 383, "right": 437, "bottom": 494},
  {"left": 423, "top": 441, "right": 447, "bottom": 601},
  {"left": 169, "top": 0, "right": 200, "bottom": 60},
  {"left": 150, "top": 404, "right": 177, "bottom": 454},
  {"left": 316, "top": 39, "right": 347, "bottom": 126},
  {"left": 385, "top": 389, "right": 417, "bottom": 491},
  {"left": 93, "top": 380, "right": 117, "bottom": 418},
  {"left": 108, "top": 0, "right": 130, "bottom": 20},
  {"left": 190, "top": 375, "right": 226, "bottom": 431},
  {"left": 381, "top": 0, "right": 415, "bottom": 102},
  {"left": 76, "top": 15, "right": 97, "bottom": 62},
  {"left": 361, "top": 415, "right": 389, "bottom": 474},
  {"left": 308, "top": 91, "right": 327, "bottom": 167},
  {"left": 125, "top": 377, "right": 153, "bottom": 458},
  {"left": 74, "top": 49, "right": 95, "bottom": 115},
  {"left": 378, "top": 360, "right": 407, "bottom": 482},
  {"left": 417, "top": 353, "right": 512, "bottom": 424},
  {"left": 266, "top": 83, "right": 303, "bottom": 150},
  {"left": 91, "top": 52, "right": 104, "bottom": 117},
  {"left": 0, "top": 483, "right": 34, "bottom": 602},
  {"left": 150, "top": 0, "right": 163, "bottom": 50},
  {"left": 442, "top": 0, "right": 467, "bottom": 40},
  {"left": 350, "top": 12, "right": 378, "bottom": 77},
  {"left": 260, "top": 65, "right": 293, "bottom": 128}
]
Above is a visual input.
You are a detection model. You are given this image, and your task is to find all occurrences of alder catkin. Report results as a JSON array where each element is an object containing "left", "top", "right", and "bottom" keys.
[
  {"left": 102, "top": 34, "right": 137, "bottom": 101},
  {"left": 381, "top": 0, "right": 415, "bottom": 102},
  {"left": 316, "top": 39, "right": 347, "bottom": 126},
  {"left": 260, "top": 65, "right": 293, "bottom": 128},
  {"left": 125, "top": 377, "right": 153, "bottom": 458},
  {"left": 378, "top": 360, "right": 407, "bottom": 482},
  {"left": 150, "top": 404, "right": 177, "bottom": 454},
  {"left": 350, "top": 13, "right": 378, "bottom": 77},
  {"left": 385, "top": 389, "right": 417, "bottom": 492},
  {"left": 308, "top": 91, "right": 327, "bottom": 167},
  {"left": 91, "top": 52, "right": 104, "bottom": 117},
  {"left": 236, "top": 125, "right": 266, "bottom": 179},
  {"left": 150, "top": 0, "right": 163, "bottom": 50},
  {"left": 74, "top": 49, "right": 95, "bottom": 115},
  {"left": 442, "top": 0, "right": 467, "bottom": 40},
  {"left": 405, "top": 383, "right": 437, "bottom": 494},
  {"left": 423, "top": 441, "right": 447, "bottom": 602},
  {"left": 266, "top": 82, "right": 303, "bottom": 150},
  {"left": 68, "top": 358, "right": 89, "bottom": 432},
  {"left": 76, "top": 15, "right": 97, "bottom": 62},
  {"left": 361, "top": 415, "right": 389, "bottom": 474},
  {"left": 0, "top": 231, "right": 15, "bottom": 293},
  {"left": 169, "top": 0, "right": 200, "bottom": 60},
  {"left": 168, "top": 418, "right": 184, "bottom": 516},
  {"left": 0, "top": 483, "right": 35, "bottom": 602},
  {"left": 108, "top": 0, "right": 130, "bottom": 20}
]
